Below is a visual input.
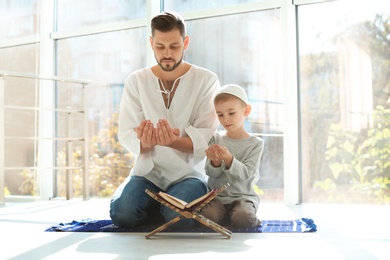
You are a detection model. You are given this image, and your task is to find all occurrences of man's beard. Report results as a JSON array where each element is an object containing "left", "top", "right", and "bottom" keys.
[{"left": 156, "top": 55, "right": 183, "bottom": 72}]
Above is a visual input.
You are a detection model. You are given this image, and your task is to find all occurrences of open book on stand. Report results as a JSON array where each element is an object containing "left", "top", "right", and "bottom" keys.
[
  {"left": 157, "top": 189, "right": 219, "bottom": 210},
  {"left": 145, "top": 183, "right": 231, "bottom": 239}
]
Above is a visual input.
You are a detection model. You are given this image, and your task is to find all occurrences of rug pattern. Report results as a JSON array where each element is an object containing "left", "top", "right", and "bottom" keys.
[{"left": 45, "top": 218, "right": 317, "bottom": 233}]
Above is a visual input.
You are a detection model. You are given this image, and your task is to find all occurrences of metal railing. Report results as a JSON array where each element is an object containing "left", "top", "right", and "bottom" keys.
[{"left": 0, "top": 70, "right": 92, "bottom": 204}]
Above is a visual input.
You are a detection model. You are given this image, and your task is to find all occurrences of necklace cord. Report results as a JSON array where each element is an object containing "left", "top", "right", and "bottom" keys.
[{"left": 157, "top": 78, "right": 180, "bottom": 108}]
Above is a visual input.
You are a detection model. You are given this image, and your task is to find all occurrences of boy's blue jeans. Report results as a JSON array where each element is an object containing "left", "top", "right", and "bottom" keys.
[{"left": 110, "top": 175, "right": 207, "bottom": 228}]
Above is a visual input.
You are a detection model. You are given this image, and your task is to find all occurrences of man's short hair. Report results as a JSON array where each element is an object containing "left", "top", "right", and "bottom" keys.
[{"left": 151, "top": 11, "right": 186, "bottom": 38}]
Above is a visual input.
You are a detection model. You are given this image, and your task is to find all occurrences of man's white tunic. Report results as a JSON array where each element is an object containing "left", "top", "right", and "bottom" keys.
[{"left": 118, "top": 65, "right": 220, "bottom": 190}]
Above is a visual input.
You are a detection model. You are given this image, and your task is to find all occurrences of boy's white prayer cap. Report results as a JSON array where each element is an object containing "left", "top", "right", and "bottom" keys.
[{"left": 215, "top": 84, "right": 249, "bottom": 104}]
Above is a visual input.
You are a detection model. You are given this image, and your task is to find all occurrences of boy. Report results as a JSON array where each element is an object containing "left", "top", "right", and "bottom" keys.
[{"left": 201, "top": 84, "right": 264, "bottom": 228}]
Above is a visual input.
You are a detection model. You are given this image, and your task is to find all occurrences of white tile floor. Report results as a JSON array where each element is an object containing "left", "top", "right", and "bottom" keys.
[{"left": 0, "top": 199, "right": 389, "bottom": 260}]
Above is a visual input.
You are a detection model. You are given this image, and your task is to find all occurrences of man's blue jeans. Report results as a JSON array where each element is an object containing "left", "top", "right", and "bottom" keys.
[{"left": 110, "top": 175, "right": 207, "bottom": 228}]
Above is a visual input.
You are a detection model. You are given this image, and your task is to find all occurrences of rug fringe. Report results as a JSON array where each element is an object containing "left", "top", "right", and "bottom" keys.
[{"left": 300, "top": 218, "right": 317, "bottom": 232}]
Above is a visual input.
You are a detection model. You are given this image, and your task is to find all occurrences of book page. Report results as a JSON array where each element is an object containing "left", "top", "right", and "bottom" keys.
[
  {"left": 158, "top": 192, "right": 188, "bottom": 209},
  {"left": 185, "top": 189, "right": 217, "bottom": 208},
  {"left": 158, "top": 189, "right": 218, "bottom": 210}
]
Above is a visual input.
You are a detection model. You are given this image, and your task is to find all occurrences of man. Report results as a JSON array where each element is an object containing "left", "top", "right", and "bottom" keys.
[{"left": 110, "top": 11, "right": 220, "bottom": 228}]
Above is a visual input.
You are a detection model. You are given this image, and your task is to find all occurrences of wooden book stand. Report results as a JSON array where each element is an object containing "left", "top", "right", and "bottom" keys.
[{"left": 145, "top": 183, "right": 232, "bottom": 239}]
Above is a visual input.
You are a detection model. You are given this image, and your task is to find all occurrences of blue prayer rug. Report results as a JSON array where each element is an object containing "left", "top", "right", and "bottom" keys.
[{"left": 45, "top": 218, "right": 317, "bottom": 233}]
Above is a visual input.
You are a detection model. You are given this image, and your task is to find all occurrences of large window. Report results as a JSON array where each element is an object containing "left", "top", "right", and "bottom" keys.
[
  {"left": 1, "top": 0, "right": 388, "bottom": 204},
  {"left": 298, "top": 0, "right": 390, "bottom": 203},
  {"left": 56, "top": 29, "right": 146, "bottom": 197}
]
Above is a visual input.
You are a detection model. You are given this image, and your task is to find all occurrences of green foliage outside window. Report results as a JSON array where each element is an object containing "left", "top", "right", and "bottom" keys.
[
  {"left": 314, "top": 98, "right": 390, "bottom": 204},
  {"left": 57, "top": 112, "right": 134, "bottom": 198},
  {"left": 306, "top": 14, "right": 389, "bottom": 204}
]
